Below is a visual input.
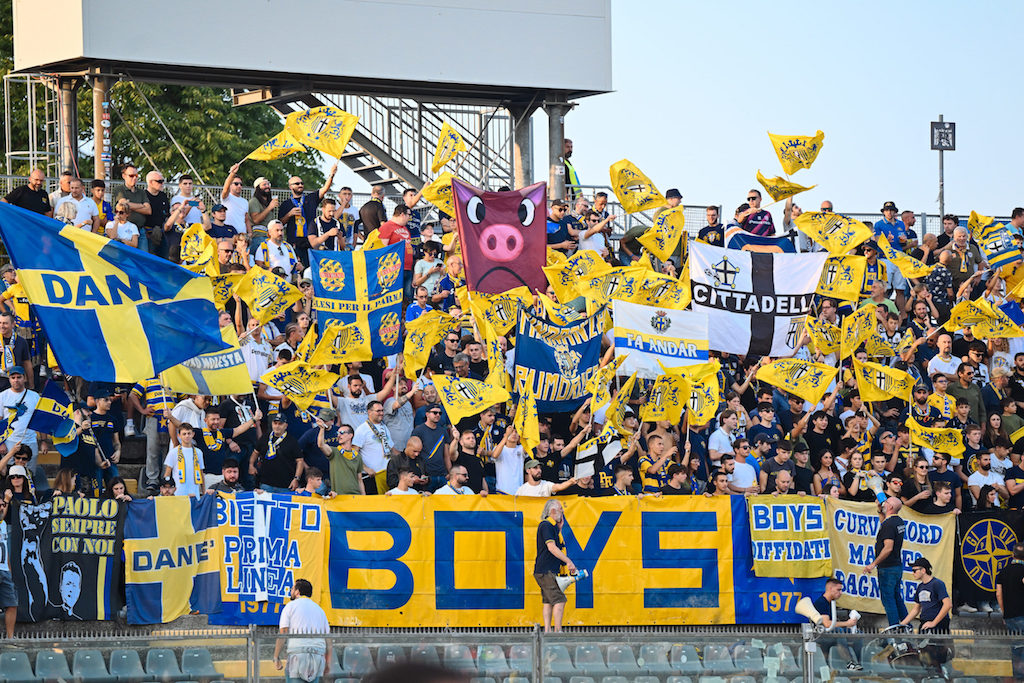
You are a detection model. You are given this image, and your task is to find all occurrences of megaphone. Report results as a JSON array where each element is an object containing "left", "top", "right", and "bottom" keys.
[
  {"left": 864, "top": 472, "right": 887, "bottom": 504},
  {"left": 794, "top": 597, "right": 827, "bottom": 633},
  {"left": 556, "top": 569, "right": 590, "bottom": 592}
]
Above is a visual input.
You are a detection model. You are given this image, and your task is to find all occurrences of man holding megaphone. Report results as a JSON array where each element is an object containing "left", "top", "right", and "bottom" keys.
[
  {"left": 795, "top": 578, "right": 863, "bottom": 671},
  {"left": 534, "top": 500, "right": 583, "bottom": 632}
]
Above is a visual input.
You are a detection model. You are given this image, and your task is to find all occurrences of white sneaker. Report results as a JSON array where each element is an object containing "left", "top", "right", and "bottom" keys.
[
  {"left": 124, "top": 422, "right": 136, "bottom": 437},
  {"left": 980, "top": 601, "right": 994, "bottom": 613},
  {"left": 959, "top": 603, "right": 978, "bottom": 613}
]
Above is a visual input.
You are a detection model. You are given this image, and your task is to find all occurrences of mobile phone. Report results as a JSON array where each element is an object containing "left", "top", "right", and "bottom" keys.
[{"left": 188, "top": 200, "right": 199, "bottom": 207}]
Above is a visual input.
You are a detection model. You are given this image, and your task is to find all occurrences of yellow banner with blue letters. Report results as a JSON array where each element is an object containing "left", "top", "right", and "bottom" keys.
[{"left": 747, "top": 495, "right": 832, "bottom": 579}]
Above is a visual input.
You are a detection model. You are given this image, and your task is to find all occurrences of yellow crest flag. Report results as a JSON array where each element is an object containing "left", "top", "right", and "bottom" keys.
[
  {"left": 852, "top": 358, "right": 914, "bottom": 403},
  {"left": 161, "top": 324, "right": 254, "bottom": 396},
  {"left": 755, "top": 170, "right": 816, "bottom": 202},
  {"left": 431, "top": 122, "right": 467, "bottom": 174},
  {"left": 479, "top": 318, "right": 511, "bottom": 394},
  {"left": 972, "top": 300, "right": 1024, "bottom": 339},
  {"left": 432, "top": 374, "right": 510, "bottom": 425},
  {"left": 310, "top": 321, "right": 373, "bottom": 365},
  {"left": 294, "top": 326, "right": 318, "bottom": 364},
  {"left": 794, "top": 212, "right": 872, "bottom": 254},
  {"left": 421, "top": 172, "right": 456, "bottom": 217},
  {"left": 634, "top": 271, "right": 691, "bottom": 310},
  {"left": 469, "top": 287, "right": 532, "bottom": 335},
  {"left": 246, "top": 128, "right": 306, "bottom": 161},
  {"left": 586, "top": 355, "right": 626, "bottom": 413},
  {"left": 404, "top": 310, "right": 461, "bottom": 378},
  {"left": 233, "top": 267, "right": 302, "bottom": 325},
  {"left": 639, "top": 373, "right": 690, "bottom": 424},
  {"left": 513, "top": 383, "right": 540, "bottom": 455},
  {"left": 260, "top": 360, "right": 340, "bottom": 412},
  {"left": 537, "top": 293, "right": 585, "bottom": 325},
  {"left": 637, "top": 205, "right": 687, "bottom": 261},
  {"left": 969, "top": 210, "right": 996, "bottom": 235},
  {"left": 578, "top": 266, "right": 648, "bottom": 306},
  {"left": 180, "top": 223, "right": 214, "bottom": 270},
  {"left": 840, "top": 303, "right": 876, "bottom": 359},
  {"left": 816, "top": 255, "right": 867, "bottom": 303},
  {"left": 907, "top": 416, "right": 965, "bottom": 456},
  {"left": 605, "top": 371, "right": 638, "bottom": 437},
  {"left": 546, "top": 247, "right": 567, "bottom": 266},
  {"left": 208, "top": 273, "right": 242, "bottom": 310},
  {"left": 283, "top": 106, "right": 359, "bottom": 159},
  {"left": 944, "top": 298, "right": 995, "bottom": 331},
  {"left": 609, "top": 159, "right": 666, "bottom": 214},
  {"left": 875, "top": 235, "right": 934, "bottom": 278},
  {"left": 756, "top": 359, "right": 839, "bottom": 406},
  {"left": 661, "top": 359, "right": 721, "bottom": 425},
  {"left": 767, "top": 129, "right": 825, "bottom": 175},
  {"left": 804, "top": 316, "right": 840, "bottom": 355},
  {"left": 864, "top": 330, "right": 896, "bottom": 359},
  {"left": 543, "top": 250, "right": 610, "bottom": 303}
]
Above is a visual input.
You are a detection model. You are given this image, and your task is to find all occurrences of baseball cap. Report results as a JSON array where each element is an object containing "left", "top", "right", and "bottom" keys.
[
  {"left": 425, "top": 403, "right": 443, "bottom": 413},
  {"left": 159, "top": 476, "right": 176, "bottom": 488},
  {"left": 881, "top": 201, "right": 898, "bottom": 212},
  {"left": 253, "top": 177, "right": 269, "bottom": 189},
  {"left": 318, "top": 407, "right": 337, "bottom": 422},
  {"left": 271, "top": 413, "right": 287, "bottom": 422},
  {"left": 550, "top": 198, "right": 568, "bottom": 209},
  {"left": 211, "top": 203, "right": 227, "bottom": 212},
  {"left": 8, "top": 465, "right": 27, "bottom": 478},
  {"left": 299, "top": 278, "right": 313, "bottom": 287},
  {"left": 911, "top": 557, "right": 932, "bottom": 571},
  {"left": 793, "top": 440, "right": 810, "bottom": 452},
  {"left": 7, "top": 365, "right": 25, "bottom": 377},
  {"left": 525, "top": 459, "right": 542, "bottom": 469},
  {"left": 665, "top": 188, "right": 682, "bottom": 200}
]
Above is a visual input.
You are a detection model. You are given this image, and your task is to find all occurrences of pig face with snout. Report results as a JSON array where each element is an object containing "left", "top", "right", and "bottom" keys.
[{"left": 452, "top": 179, "right": 548, "bottom": 295}]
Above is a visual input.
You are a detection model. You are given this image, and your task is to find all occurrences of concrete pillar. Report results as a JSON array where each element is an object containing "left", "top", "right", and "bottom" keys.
[
  {"left": 57, "top": 78, "right": 79, "bottom": 175},
  {"left": 509, "top": 103, "right": 537, "bottom": 189},
  {"left": 92, "top": 76, "right": 111, "bottom": 181},
  {"left": 544, "top": 101, "right": 570, "bottom": 201}
]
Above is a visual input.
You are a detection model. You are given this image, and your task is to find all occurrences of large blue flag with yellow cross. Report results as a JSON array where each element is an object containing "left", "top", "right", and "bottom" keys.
[
  {"left": 0, "top": 203, "right": 228, "bottom": 382},
  {"left": 310, "top": 245, "right": 405, "bottom": 357}
]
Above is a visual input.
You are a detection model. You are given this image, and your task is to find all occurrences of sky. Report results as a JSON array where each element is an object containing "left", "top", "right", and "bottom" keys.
[{"left": 531, "top": 0, "right": 1024, "bottom": 224}]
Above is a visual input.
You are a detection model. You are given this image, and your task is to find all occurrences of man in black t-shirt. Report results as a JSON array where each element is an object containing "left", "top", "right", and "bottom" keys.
[
  {"left": 308, "top": 198, "right": 343, "bottom": 252},
  {"left": 534, "top": 500, "right": 577, "bottom": 632},
  {"left": 919, "top": 482, "right": 957, "bottom": 515},
  {"left": 862, "top": 497, "right": 908, "bottom": 626},
  {"left": 997, "top": 543, "right": 1024, "bottom": 632},
  {"left": 660, "top": 463, "right": 691, "bottom": 495},
  {"left": 250, "top": 414, "right": 303, "bottom": 492},
  {"left": 278, "top": 164, "right": 337, "bottom": 265},
  {"left": 901, "top": 557, "right": 951, "bottom": 633},
  {"left": 2, "top": 170, "right": 51, "bottom": 215},
  {"left": 143, "top": 170, "right": 171, "bottom": 257}
]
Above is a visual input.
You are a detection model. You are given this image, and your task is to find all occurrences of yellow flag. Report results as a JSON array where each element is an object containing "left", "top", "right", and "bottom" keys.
[
  {"left": 260, "top": 361, "right": 340, "bottom": 412},
  {"left": 578, "top": 266, "right": 648, "bottom": 306},
  {"left": 633, "top": 271, "right": 691, "bottom": 310},
  {"left": 586, "top": 355, "right": 626, "bottom": 413},
  {"left": 546, "top": 247, "right": 567, "bottom": 266},
  {"left": 404, "top": 310, "right": 461, "bottom": 378},
  {"left": 637, "top": 205, "right": 686, "bottom": 261},
  {"left": 234, "top": 268, "right": 302, "bottom": 325},
  {"left": 180, "top": 223, "right": 214, "bottom": 270},
  {"left": 246, "top": 128, "right": 306, "bottom": 161},
  {"left": 479, "top": 318, "right": 511, "bottom": 394},
  {"left": 512, "top": 384, "right": 540, "bottom": 455},
  {"left": 944, "top": 298, "right": 995, "bottom": 331},
  {"left": 161, "top": 324, "right": 254, "bottom": 397},
  {"left": 431, "top": 122, "right": 467, "bottom": 174},
  {"left": 972, "top": 300, "right": 1024, "bottom": 339},
  {"left": 755, "top": 170, "right": 816, "bottom": 202},
  {"left": 537, "top": 293, "right": 585, "bottom": 325},
  {"left": 969, "top": 210, "right": 996, "bottom": 235},
  {"left": 609, "top": 159, "right": 666, "bottom": 214},
  {"left": 294, "top": 326, "right": 317, "bottom": 363},
  {"left": 422, "top": 172, "right": 456, "bottom": 217},
  {"left": 361, "top": 229, "right": 386, "bottom": 251},
  {"left": 767, "top": 129, "right": 825, "bottom": 175},
  {"left": 283, "top": 106, "right": 359, "bottom": 159},
  {"left": 864, "top": 331, "right": 896, "bottom": 359},
  {"left": 468, "top": 287, "right": 532, "bottom": 335},
  {"left": 432, "top": 375, "right": 510, "bottom": 425},
  {"left": 1011, "top": 425, "right": 1024, "bottom": 445},
  {"left": 804, "top": 316, "right": 840, "bottom": 355},
  {"left": 840, "top": 303, "right": 876, "bottom": 358},
  {"left": 907, "top": 416, "right": 965, "bottom": 456},
  {"left": 208, "top": 273, "right": 242, "bottom": 310},
  {"left": 605, "top": 371, "right": 637, "bottom": 436},
  {"left": 661, "top": 359, "right": 721, "bottom": 425},
  {"left": 543, "top": 250, "right": 610, "bottom": 303},
  {"left": 757, "top": 359, "right": 839, "bottom": 406},
  {"left": 852, "top": 358, "right": 914, "bottom": 402},
  {"left": 309, "top": 321, "right": 373, "bottom": 365},
  {"left": 639, "top": 373, "right": 690, "bottom": 424},
  {"left": 794, "top": 212, "right": 872, "bottom": 254},
  {"left": 817, "top": 255, "right": 866, "bottom": 304},
  {"left": 875, "top": 235, "right": 933, "bottom": 278}
]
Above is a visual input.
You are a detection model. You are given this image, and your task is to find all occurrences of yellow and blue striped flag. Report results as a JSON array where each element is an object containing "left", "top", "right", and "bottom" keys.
[
  {"left": 0, "top": 203, "right": 228, "bottom": 382},
  {"left": 28, "top": 380, "right": 77, "bottom": 453},
  {"left": 969, "top": 211, "right": 1022, "bottom": 271}
]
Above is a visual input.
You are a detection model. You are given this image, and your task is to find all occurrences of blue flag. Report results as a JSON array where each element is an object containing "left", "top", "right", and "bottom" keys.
[
  {"left": 27, "top": 380, "right": 78, "bottom": 455},
  {"left": 310, "top": 245, "right": 405, "bottom": 357},
  {"left": 0, "top": 203, "right": 228, "bottom": 382}
]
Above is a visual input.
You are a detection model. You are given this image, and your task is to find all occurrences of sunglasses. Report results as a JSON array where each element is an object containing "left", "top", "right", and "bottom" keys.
[
  {"left": 116, "top": 210, "right": 128, "bottom": 215},
  {"left": 154, "top": 179, "right": 165, "bottom": 184},
  {"left": 125, "top": 173, "right": 138, "bottom": 178},
  {"left": 747, "top": 197, "right": 758, "bottom": 202}
]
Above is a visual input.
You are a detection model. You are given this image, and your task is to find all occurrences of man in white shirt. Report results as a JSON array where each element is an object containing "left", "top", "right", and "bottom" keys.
[
  {"left": 273, "top": 579, "right": 330, "bottom": 681},
  {"left": 708, "top": 409, "right": 738, "bottom": 467},
  {"left": 967, "top": 452, "right": 1009, "bottom": 505},
  {"left": 255, "top": 220, "right": 300, "bottom": 279},
  {"left": 927, "top": 334, "right": 960, "bottom": 381},
  {"left": 240, "top": 320, "right": 274, "bottom": 382},
  {"left": 170, "top": 175, "right": 205, "bottom": 224},
  {"left": 434, "top": 465, "right": 474, "bottom": 495},
  {"left": 493, "top": 426, "right": 527, "bottom": 494},
  {"left": 0, "top": 366, "right": 40, "bottom": 464},
  {"left": 220, "top": 163, "right": 252, "bottom": 235},
  {"left": 54, "top": 178, "right": 100, "bottom": 231},
  {"left": 386, "top": 467, "right": 426, "bottom": 496},
  {"left": 728, "top": 442, "right": 760, "bottom": 494},
  {"left": 352, "top": 400, "right": 398, "bottom": 481},
  {"left": 515, "top": 459, "right": 577, "bottom": 497}
]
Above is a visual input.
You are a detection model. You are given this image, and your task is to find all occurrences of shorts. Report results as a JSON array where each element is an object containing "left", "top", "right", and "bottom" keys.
[
  {"left": 534, "top": 572, "right": 566, "bottom": 605},
  {"left": 0, "top": 571, "right": 17, "bottom": 609}
]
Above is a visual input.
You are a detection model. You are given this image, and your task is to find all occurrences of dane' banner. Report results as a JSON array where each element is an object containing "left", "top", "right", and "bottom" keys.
[
  {"left": 824, "top": 498, "right": 955, "bottom": 612},
  {"left": 9, "top": 498, "right": 125, "bottom": 621},
  {"left": 513, "top": 306, "right": 604, "bottom": 412}
]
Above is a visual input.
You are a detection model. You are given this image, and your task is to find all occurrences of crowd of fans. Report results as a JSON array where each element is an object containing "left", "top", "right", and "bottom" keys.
[{"left": 2, "top": 161, "right": 1024, "bottom": 611}]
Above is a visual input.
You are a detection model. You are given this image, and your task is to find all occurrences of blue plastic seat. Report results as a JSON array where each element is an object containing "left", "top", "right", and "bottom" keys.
[
  {"left": 637, "top": 643, "right": 673, "bottom": 676},
  {"left": 665, "top": 678, "right": 692, "bottom": 683},
  {"left": 181, "top": 648, "right": 224, "bottom": 682},
  {"left": 0, "top": 651, "right": 37, "bottom": 683},
  {"left": 73, "top": 649, "right": 118, "bottom": 683},
  {"left": 730, "top": 645, "right": 763, "bottom": 675},
  {"left": 146, "top": 649, "right": 186, "bottom": 683},
  {"left": 110, "top": 649, "right": 155, "bottom": 682},
  {"left": 410, "top": 646, "right": 440, "bottom": 667},
  {"left": 509, "top": 645, "right": 532, "bottom": 675},
  {"left": 342, "top": 645, "right": 375, "bottom": 676},
  {"left": 573, "top": 645, "right": 610, "bottom": 676},
  {"left": 700, "top": 645, "right": 735, "bottom": 675},
  {"left": 605, "top": 645, "right": 640, "bottom": 676},
  {"left": 444, "top": 645, "right": 477, "bottom": 673},
  {"left": 478, "top": 645, "right": 511, "bottom": 677},
  {"left": 544, "top": 646, "right": 576, "bottom": 676},
  {"left": 669, "top": 645, "right": 703, "bottom": 676},
  {"left": 36, "top": 650, "right": 73, "bottom": 682},
  {"left": 376, "top": 645, "right": 406, "bottom": 669}
]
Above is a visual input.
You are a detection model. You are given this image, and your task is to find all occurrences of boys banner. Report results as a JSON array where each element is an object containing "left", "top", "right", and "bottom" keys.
[
  {"left": 612, "top": 300, "right": 709, "bottom": 379},
  {"left": 513, "top": 306, "right": 604, "bottom": 412},
  {"left": 824, "top": 498, "right": 955, "bottom": 613},
  {"left": 688, "top": 242, "right": 826, "bottom": 357},
  {"left": 9, "top": 498, "right": 126, "bottom": 621},
  {"left": 310, "top": 245, "right": 405, "bottom": 358},
  {"left": 747, "top": 496, "right": 832, "bottom": 579}
]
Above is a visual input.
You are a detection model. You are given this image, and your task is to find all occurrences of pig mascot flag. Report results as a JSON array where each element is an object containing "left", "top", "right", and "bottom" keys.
[{"left": 453, "top": 179, "right": 548, "bottom": 295}]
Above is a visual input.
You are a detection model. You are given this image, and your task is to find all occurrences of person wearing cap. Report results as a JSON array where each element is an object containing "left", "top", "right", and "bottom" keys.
[
  {"left": 873, "top": 201, "right": 907, "bottom": 247},
  {"left": 155, "top": 476, "right": 176, "bottom": 497},
  {"left": 546, "top": 199, "right": 578, "bottom": 254},
  {"left": 252, "top": 413, "right": 305, "bottom": 494},
  {"left": 0, "top": 311, "right": 32, "bottom": 392},
  {"left": 0, "top": 364, "right": 39, "bottom": 464},
  {"left": 515, "top": 458, "right": 577, "bottom": 497},
  {"left": 859, "top": 240, "right": 906, "bottom": 310},
  {"left": 739, "top": 189, "right": 775, "bottom": 237},
  {"left": 205, "top": 202, "right": 240, "bottom": 240},
  {"left": 900, "top": 556, "right": 951, "bottom": 633},
  {"left": 750, "top": 433, "right": 776, "bottom": 467}
]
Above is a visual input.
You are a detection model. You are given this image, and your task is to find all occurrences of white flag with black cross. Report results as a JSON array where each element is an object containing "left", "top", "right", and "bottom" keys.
[{"left": 688, "top": 243, "right": 827, "bottom": 356}]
